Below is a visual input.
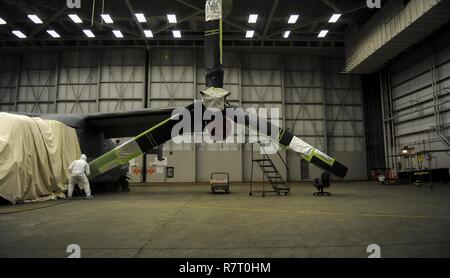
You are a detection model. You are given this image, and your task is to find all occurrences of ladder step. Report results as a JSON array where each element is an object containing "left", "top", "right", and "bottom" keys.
[{"left": 253, "top": 159, "right": 271, "bottom": 162}]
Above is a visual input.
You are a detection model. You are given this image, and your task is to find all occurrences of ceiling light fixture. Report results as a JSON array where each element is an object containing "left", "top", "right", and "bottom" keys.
[
  {"left": 167, "top": 14, "right": 177, "bottom": 23},
  {"left": 144, "top": 30, "right": 153, "bottom": 38},
  {"left": 112, "top": 30, "right": 123, "bottom": 38},
  {"left": 288, "top": 14, "right": 299, "bottom": 24},
  {"left": 68, "top": 14, "right": 83, "bottom": 23},
  {"left": 47, "top": 30, "right": 60, "bottom": 38},
  {"left": 101, "top": 14, "right": 114, "bottom": 24},
  {"left": 248, "top": 14, "right": 258, "bottom": 24},
  {"left": 245, "top": 30, "right": 255, "bottom": 38},
  {"left": 283, "top": 30, "right": 291, "bottom": 38},
  {"left": 28, "top": 14, "right": 43, "bottom": 24},
  {"left": 318, "top": 30, "right": 328, "bottom": 38},
  {"left": 0, "top": 17, "right": 6, "bottom": 25},
  {"left": 172, "top": 30, "right": 181, "bottom": 38},
  {"left": 135, "top": 13, "right": 146, "bottom": 23},
  {"left": 83, "top": 29, "right": 95, "bottom": 38},
  {"left": 328, "top": 13, "right": 341, "bottom": 23},
  {"left": 12, "top": 30, "right": 26, "bottom": 38}
]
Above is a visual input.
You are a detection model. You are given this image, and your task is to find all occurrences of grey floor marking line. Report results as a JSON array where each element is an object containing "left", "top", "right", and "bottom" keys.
[
  {"left": 132, "top": 185, "right": 203, "bottom": 258},
  {"left": 0, "top": 201, "right": 72, "bottom": 215}
]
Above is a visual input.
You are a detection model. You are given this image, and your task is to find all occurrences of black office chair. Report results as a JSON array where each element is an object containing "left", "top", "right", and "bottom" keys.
[{"left": 313, "top": 172, "right": 332, "bottom": 196}]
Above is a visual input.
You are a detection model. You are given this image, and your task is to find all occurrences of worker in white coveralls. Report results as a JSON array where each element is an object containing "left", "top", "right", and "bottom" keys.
[{"left": 67, "top": 154, "right": 94, "bottom": 200}]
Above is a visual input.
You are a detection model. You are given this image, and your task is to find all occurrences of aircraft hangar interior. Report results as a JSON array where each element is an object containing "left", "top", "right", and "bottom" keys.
[{"left": 0, "top": 0, "right": 450, "bottom": 260}]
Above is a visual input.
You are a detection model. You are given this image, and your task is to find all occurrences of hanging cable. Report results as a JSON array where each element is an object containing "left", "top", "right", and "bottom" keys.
[{"left": 91, "top": 0, "right": 96, "bottom": 27}]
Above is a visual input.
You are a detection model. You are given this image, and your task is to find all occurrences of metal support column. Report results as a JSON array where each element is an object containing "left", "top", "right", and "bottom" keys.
[
  {"left": 320, "top": 57, "right": 328, "bottom": 153},
  {"left": 96, "top": 49, "right": 102, "bottom": 112},
  {"left": 280, "top": 53, "right": 288, "bottom": 180},
  {"left": 142, "top": 48, "right": 150, "bottom": 183},
  {"left": 193, "top": 48, "right": 198, "bottom": 182},
  {"left": 53, "top": 51, "right": 61, "bottom": 113},
  {"left": 239, "top": 51, "right": 244, "bottom": 182}
]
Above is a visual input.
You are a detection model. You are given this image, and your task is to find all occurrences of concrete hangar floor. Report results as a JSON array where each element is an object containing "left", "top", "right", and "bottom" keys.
[{"left": 1, "top": 181, "right": 450, "bottom": 258}]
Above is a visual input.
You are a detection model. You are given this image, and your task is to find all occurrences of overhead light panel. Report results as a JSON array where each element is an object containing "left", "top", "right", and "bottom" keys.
[
  {"left": 12, "top": 30, "right": 26, "bottom": 38},
  {"left": 167, "top": 14, "right": 177, "bottom": 23},
  {"left": 318, "top": 30, "right": 328, "bottom": 38},
  {"left": 172, "top": 30, "right": 181, "bottom": 38},
  {"left": 248, "top": 14, "right": 258, "bottom": 24},
  {"left": 144, "top": 30, "right": 153, "bottom": 38},
  {"left": 0, "top": 17, "right": 6, "bottom": 25},
  {"left": 245, "top": 30, "right": 255, "bottom": 38},
  {"left": 135, "top": 13, "right": 146, "bottom": 23},
  {"left": 283, "top": 31, "right": 291, "bottom": 38},
  {"left": 328, "top": 13, "right": 341, "bottom": 23},
  {"left": 28, "top": 14, "right": 43, "bottom": 24},
  {"left": 83, "top": 29, "right": 95, "bottom": 38},
  {"left": 47, "top": 30, "right": 60, "bottom": 38},
  {"left": 288, "top": 14, "right": 299, "bottom": 24},
  {"left": 68, "top": 14, "right": 82, "bottom": 23},
  {"left": 101, "top": 14, "right": 114, "bottom": 24},
  {"left": 112, "top": 30, "right": 123, "bottom": 38}
]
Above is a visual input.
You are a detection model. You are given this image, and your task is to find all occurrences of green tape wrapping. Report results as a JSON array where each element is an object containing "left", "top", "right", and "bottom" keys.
[{"left": 311, "top": 149, "right": 335, "bottom": 166}]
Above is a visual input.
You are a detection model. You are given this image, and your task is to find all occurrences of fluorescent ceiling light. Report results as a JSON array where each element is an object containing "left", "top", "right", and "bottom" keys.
[
  {"left": 0, "top": 17, "right": 6, "bottom": 25},
  {"left": 144, "top": 29, "right": 153, "bottom": 38},
  {"left": 47, "top": 30, "right": 60, "bottom": 38},
  {"left": 12, "top": 30, "right": 26, "bottom": 38},
  {"left": 101, "top": 14, "right": 113, "bottom": 24},
  {"left": 172, "top": 30, "right": 181, "bottom": 38},
  {"left": 318, "top": 30, "right": 328, "bottom": 38},
  {"left": 28, "top": 14, "right": 43, "bottom": 24},
  {"left": 135, "top": 13, "right": 146, "bottom": 23},
  {"left": 167, "top": 14, "right": 177, "bottom": 23},
  {"left": 248, "top": 14, "right": 258, "bottom": 24},
  {"left": 245, "top": 30, "right": 255, "bottom": 38},
  {"left": 288, "top": 14, "right": 299, "bottom": 24},
  {"left": 283, "top": 30, "right": 291, "bottom": 38},
  {"left": 328, "top": 13, "right": 341, "bottom": 23},
  {"left": 112, "top": 30, "right": 123, "bottom": 38},
  {"left": 68, "top": 14, "right": 82, "bottom": 23},
  {"left": 83, "top": 29, "right": 95, "bottom": 38}
]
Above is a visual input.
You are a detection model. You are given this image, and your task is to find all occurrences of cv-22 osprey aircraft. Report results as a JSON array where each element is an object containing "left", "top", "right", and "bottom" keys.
[{"left": 16, "top": 0, "right": 348, "bottom": 190}]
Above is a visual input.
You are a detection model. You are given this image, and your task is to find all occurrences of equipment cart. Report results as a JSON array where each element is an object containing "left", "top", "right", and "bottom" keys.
[{"left": 210, "top": 172, "right": 230, "bottom": 194}]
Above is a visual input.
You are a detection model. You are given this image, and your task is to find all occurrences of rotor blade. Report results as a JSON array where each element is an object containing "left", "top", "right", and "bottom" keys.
[
  {"left": 88, "top": 103, "right": 196, "bottom": 178},
  {"left": 226, "top": 108, "right": 348, "bottom": 178}
]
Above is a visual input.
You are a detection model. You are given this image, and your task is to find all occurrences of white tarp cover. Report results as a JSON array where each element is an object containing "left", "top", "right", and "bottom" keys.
[{"left": 0, "top": 113, "right": 81, "bottom": 204}]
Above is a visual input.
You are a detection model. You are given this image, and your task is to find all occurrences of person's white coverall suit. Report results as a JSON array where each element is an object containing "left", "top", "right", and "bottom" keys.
[{"left": 68, "top": 154, "right": 93, "bottom": 199}]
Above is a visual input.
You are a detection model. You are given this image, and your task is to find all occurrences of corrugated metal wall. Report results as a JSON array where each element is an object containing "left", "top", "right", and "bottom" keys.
[
  {"left": 381, "top": 25, "right": 450, "bottom": 172},
  {"left": 0, "top": 48, "right": 367, "bottom": 181}
]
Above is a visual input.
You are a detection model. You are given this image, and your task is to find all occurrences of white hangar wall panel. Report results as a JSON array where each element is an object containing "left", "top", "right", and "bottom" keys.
[
  {"left": 57, "top": 50, "right": 99, "bottom": 113},
  {"left": 0, "top": 55, "right": 20, "bottom": 111},
  {"left": 284, "top": 56, "right": 366, "bottom": 180},
  {"left": 16, "top": 53, "right": 57, "bottom": 113},
  {"left": 384, "top": 26, "right": 450, "bottom": 170},
  {"left": 148, "top": 49, "right": 196, "bottom": 182},
  {"left": 324, "top": 58, "right": 366, "bottom": 180},
  {"left": 241, "top": 53, "right": 286, "bottom": 182},
  {"left": 99, "top": 49, "right": 145, "bottom": 112}
]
